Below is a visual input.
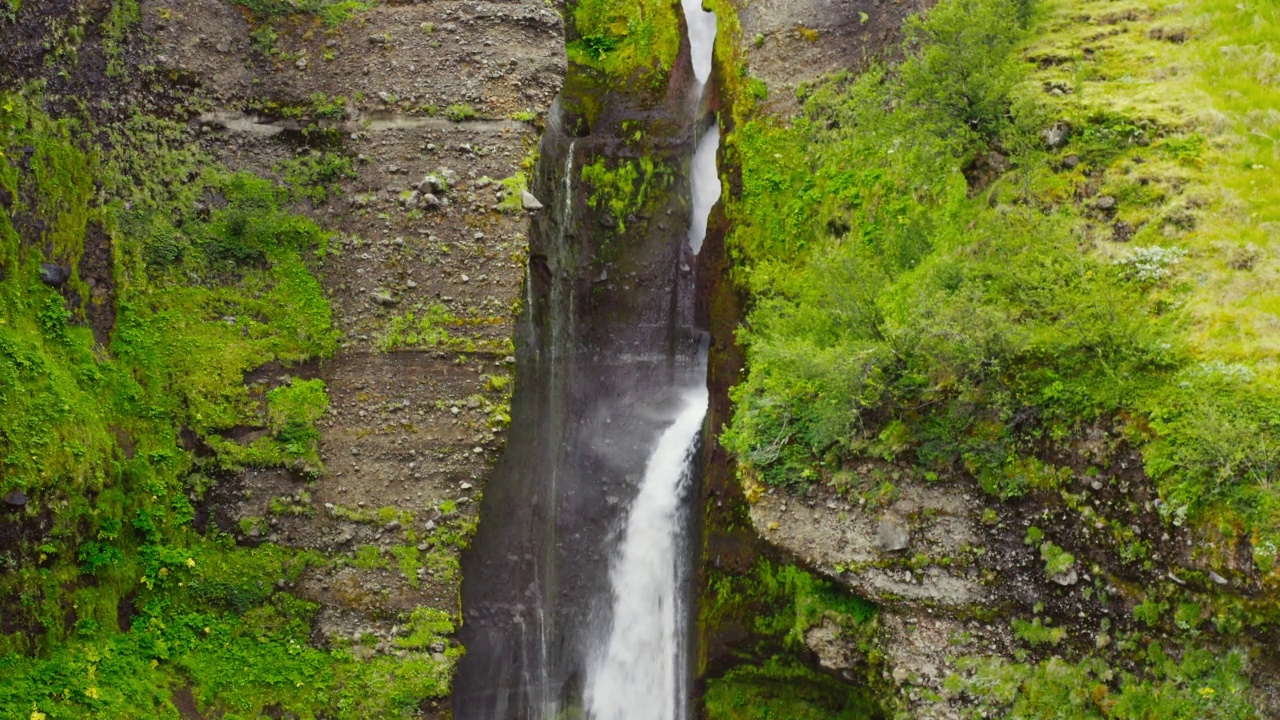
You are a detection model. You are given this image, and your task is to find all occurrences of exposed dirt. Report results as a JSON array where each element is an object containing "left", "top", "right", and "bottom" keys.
[
  {"left": 78, "top": 221, "right": 116, "bottom": 347},
  {"left": 735, "top": 0, "right": 930, "bottom": 116},
  {"left": 145, "top": 0, "right": 564, "bottom": 119}
]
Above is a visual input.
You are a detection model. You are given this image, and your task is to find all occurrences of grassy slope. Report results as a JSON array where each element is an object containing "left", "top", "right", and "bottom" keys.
[
  {"left": 713, "top": 0, "right": 1280, "bottom": 715},
  {"left": 0, "top": 82, "right": 458, "bottom": 718}
]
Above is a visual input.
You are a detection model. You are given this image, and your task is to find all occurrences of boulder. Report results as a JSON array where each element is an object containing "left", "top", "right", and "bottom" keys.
[
  {"left": 39, "top": 263, "right": 69, "bottom": 287},
  {"left": 876, "top": 511, "right": 910, "bottom": 552},
  {"left": 521, "top": 190, "right": 544, "bottom": 211}
]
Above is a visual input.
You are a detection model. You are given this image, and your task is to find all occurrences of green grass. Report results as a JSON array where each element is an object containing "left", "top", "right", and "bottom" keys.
[{"left": 716, "top": 0, "right": 1280, "bottom": 712}]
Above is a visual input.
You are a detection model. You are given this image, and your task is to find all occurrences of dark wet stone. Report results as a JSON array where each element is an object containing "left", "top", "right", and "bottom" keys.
[{"left": 39, "top": 262, "right": 69, "bottom": 286}]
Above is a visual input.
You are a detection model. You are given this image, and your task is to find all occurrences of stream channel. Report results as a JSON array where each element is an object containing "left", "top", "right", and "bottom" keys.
[{"left": 454, "top": 1, "right": 722, "bottom": 717}]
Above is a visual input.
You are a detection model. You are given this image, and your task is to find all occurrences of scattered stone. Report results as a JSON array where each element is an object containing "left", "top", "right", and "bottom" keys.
[
  {"left": 1208, "top": 570, "right": 1228, "bottom": 586},
  {"left": 371, "top": 290, "right": 398, "bottom": 307},
  {"left": 3, "top": 490, "right": 27, "bottom": 507},
  {"left": 1092, "top": 195, "right": 1117, "bottom": 211},
  {"left": 385, "top": 520, "right": 402, "bottom": 532},
  {"left": 892, "top": 666, "right": 911, "bottom": 685},
  {"left": 418, "top": 175, "right": 446, "bottom": 194},
  {"left": 876, "top": 511, "right": 911, "bottom": 552},
  {"left": 521, "top": 191, "right": 544, "bottom": 211},
  {"left": 1041, "top": 121, "right": 1070, "bottom": 149},
  {"left": 1051, "top": 568, "right": 1079, "bottom": 586},
  {"left": 1063, "top": 154, "right": 1081, "bottom": 169}
]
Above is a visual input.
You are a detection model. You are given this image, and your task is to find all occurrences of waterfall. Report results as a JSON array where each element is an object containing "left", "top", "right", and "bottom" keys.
[
  {"left": 682, "top": 0, "right": 717, "bottom": 85},
  {"left": 455, "top": 4, "right": 720, "bottom": 717},
  {"left": 687, "top": 124, "right": 720, "bottom": 256},
  {"left": 682, "top": 0, "right": 721, "bottom": 257},
  {"left": 584, "top": 389, "right": 709, "bottom": 720},
  {"left": 584, "top": 3, "right": 719, "bottom": 719}
]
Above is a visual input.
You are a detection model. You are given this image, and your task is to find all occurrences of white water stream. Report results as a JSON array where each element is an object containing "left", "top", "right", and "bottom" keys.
[
  {"left": 687, "top": 124, "right": 720, "bottom": 256},
  {"left": 682, "top": 0, "right": 718, "bottom": 84},
  {"left": 584, "top": 389, "right": 709, "bottom": 720}
]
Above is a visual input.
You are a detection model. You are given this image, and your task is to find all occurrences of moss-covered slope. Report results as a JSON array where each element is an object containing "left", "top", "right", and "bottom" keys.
[{"left": 706, "top": 0, "right": 1280, "bottom": 716}]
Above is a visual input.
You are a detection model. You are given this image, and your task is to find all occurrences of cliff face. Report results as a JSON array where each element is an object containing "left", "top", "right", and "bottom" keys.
[{"left": 0, "top": 0, "right": 563, "bottom": 715}]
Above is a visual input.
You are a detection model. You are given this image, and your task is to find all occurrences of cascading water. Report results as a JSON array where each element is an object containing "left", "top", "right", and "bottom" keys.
[
  {"left": 684, "top": 0, "right": 721, "bottom": 258},
  {"left": 687, "top": 125, "right": 720, "bottom": 257},
  {"left": 584, "top": 388, "right": 708, "bottom": 720},
  {"left": 683, "top": 0, "right": 718, "bottom": 84}
]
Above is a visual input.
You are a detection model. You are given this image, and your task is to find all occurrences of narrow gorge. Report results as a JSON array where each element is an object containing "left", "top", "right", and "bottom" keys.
[{"left": 3, "top": 0, "right": 1280, "bottom": 718}]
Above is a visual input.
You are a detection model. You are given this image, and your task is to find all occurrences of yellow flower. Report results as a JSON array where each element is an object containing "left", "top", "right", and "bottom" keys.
[
  {"left": 31, "top": 709, "right": 47, "bottom": 720},
  {"left": 84, "top": 687, "right": 100, "bottom": 700},
  {"left": 1199, "top": 687, "right": 1216, "bottom": 699},
  {"left": 186, "top": 558, "right": 196, "bottom": 568}
]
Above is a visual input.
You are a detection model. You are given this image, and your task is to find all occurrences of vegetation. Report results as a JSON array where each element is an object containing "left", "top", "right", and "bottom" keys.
[
  {"left": 0, "top": 86, "right": 455, "bottom": 717},
  {"left": 717, "top": 0, "right": 1280, "bottom": 714},
  {"left": 230, "top": 0, "right": 377, "bottom": 26},
  {"left": 580, "top": 156, "right": 669, "bottom": 234},
  {"left": 945, "top": 647, "right": 1256, "bottom": 719},
  {"left": 702, "top": 561, "right": 883, "bottom": 719},
  {"left": 566, "top": 0, "right": 681, "bottom": 79},
  {"left": 277, "top": 150, "right": 357, "bottom": 205},
  {"left": 721, "top": 0, "right": 1280, "bottom": 580},
  {"left": 705, "top": 658, "right": 885, "bottom": 720}
]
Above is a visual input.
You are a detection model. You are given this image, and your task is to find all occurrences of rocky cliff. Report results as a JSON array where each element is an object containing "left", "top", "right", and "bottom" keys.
[{"left": 0, "top": 0, "right": 563, "bottom": 715}]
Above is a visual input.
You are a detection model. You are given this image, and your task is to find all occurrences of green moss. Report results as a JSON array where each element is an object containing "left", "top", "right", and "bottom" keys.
[
  {"left": 230, "top": 0, "right": 377, "bottom": 26},
  {"left": 567, "top": 0, "right": 681, "bottom": 80},
  {"left": 946, "top": 649, "right": 1256, "bottom": 719},
  {"left": 702, "top": 559, "right": 880, "bottom": 707},
  {"left": 580, "top": 155, "right": 669, "bottom": 234},
  {"left": 705, "top": 658, "right": 885, "bottom": 720}
]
